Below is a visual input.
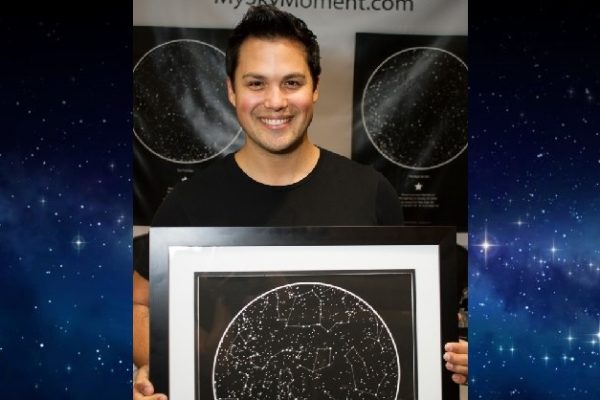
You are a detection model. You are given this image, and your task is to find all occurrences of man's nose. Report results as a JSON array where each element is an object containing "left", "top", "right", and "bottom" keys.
[{"left": 264, "top": 86, "right": 287, "bottom": 110}]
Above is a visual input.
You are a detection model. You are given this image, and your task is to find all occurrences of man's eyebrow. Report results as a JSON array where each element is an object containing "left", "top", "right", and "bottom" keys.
[
  {"left": 240, "top": 73, "right": 307, "bottom": 80},
  {"left": 282, "top": 73, "right": 307, "bottom": 80},
  {"left": 241, "top": 73, "right": 265, "bottom": 80}
]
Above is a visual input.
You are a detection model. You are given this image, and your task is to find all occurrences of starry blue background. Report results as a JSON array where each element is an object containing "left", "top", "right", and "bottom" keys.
[
  {"left": 2, "top": 4, "right": 599, "bottom": 400},
  {"left": 0, "top": 14, "right": 132, "bottom": 398},
  {"left": 469, "top": 3, "right": 600, "bottom": 399}
]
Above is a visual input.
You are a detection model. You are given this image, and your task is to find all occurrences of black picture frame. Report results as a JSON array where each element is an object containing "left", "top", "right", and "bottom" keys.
[{"left": 149, "top": 226, "right": 457, "bottom": 400}]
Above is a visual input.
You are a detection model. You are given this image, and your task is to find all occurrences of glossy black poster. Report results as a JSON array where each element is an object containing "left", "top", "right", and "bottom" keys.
[
  {"left": 133, "top": 26, "right": 243, "bottom": 224},
  {"left": 352, "top": 33, "right": 467, "bottom": 231}
]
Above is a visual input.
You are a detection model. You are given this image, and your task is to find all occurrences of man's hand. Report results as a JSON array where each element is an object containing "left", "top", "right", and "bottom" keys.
[
  {"left": 443, "top": 340, "right": 468, "bottom": 384},
  {"left": 133, "top": 365, "right": 167, "bottom": 400}
]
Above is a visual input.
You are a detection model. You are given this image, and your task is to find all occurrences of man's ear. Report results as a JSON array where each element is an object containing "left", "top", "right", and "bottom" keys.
[
  {"left": 226, "top": 78, "right": 236, "bottom": 107},
  {"left": 312, "top": 79, "right": 320, "bottom": 103}
]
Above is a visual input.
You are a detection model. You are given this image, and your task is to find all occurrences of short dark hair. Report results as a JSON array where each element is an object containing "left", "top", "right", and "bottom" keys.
[{"left": 226, "top": 5, "right": 321, "bottom": 89}]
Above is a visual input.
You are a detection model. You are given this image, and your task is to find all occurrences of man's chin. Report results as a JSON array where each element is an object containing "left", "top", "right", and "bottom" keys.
[
  {"left": 267, "top": 139, "right": 306, "bottom": 155},
  {"left": 258, "top": 134, "right": 307, "bottom": 155}
]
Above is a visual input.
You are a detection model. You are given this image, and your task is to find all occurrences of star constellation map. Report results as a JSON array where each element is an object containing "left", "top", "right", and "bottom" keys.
[
  {"left": 361, "top": 47, "right": 468, "bottom": 170},
  {"left": 133, "top": 39, "right": 241, "bottom": 163},
  {"left": 213, "top": 283, "right": 400, "bottom": 400},
  {"left": 470, "top": 4, "right": 600, "bottom": 399}
]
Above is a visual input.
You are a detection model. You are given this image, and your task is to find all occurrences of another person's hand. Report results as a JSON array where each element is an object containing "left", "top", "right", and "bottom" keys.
[
  {"left": 133, "top": 364, "right": 167, "bottom": 400},
  {"left": 443, "top": 340, "right": 468, "bottom": 384}
]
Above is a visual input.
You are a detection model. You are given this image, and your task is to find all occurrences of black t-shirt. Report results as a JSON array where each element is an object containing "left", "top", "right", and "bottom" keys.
[{"left": 135, "top": 149, "right": 403, "bottom": 279}]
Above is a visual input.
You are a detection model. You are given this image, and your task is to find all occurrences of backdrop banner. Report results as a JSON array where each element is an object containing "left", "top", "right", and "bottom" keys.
[{"left": 133, "top": 0, "right": 468, "bottom": 226}]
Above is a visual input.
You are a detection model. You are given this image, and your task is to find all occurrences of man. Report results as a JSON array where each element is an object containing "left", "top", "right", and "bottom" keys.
[{"left": 134, "top": 5, "right": 467, "bottom": 399}]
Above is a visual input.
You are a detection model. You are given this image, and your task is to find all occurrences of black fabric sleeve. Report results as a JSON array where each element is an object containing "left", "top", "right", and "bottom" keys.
[
  {"left": 151, "top": 185, "right": 193, "bottom": 227},
  {"left": 375, "top": 173, "right": 404, "bottom": 225},
  {"left": 133, "top": 233, "right": 150, "bottom": 280},
  {"left": 133, "top": 183, "right": 194, "bottom": 280}
]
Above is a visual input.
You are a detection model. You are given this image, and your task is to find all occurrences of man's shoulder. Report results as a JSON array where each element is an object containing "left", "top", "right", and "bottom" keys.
[
  {"left": 318, "top": 148, "right": 382, "bottom": 180},
  {"left": 151, "top": 154, "right": 237, "bottom": 226},
  {"left": 171, "top": 153, "right": 236, "bottom": 193}
]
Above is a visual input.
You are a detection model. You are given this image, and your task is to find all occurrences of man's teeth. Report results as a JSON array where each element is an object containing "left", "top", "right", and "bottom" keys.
[{"left": 261, "top": 117, "right": 290, "bottom": 126}]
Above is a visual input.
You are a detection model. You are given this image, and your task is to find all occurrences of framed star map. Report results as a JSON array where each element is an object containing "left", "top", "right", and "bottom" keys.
[{"left": 149, "top": 227, "right": 458, "bottom": 400}]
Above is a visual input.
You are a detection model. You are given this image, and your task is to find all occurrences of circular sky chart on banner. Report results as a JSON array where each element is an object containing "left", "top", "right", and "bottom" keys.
[
  {"left": 133, "top": 39, "right": 241, "bottom": 164},
  {"left": 213, "top": 282, "right": 400, "bottom": 400},
  {"left": 361, "top": 47, "right": 467, "bottom": 170}
]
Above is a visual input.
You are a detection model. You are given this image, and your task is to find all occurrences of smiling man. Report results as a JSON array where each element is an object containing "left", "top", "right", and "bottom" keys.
[
  {"left": 227, "top": 35, "right": 320, "bottom": 185},
  {"left": 133, "top": 5, "right": 466, "bottom": 400}
]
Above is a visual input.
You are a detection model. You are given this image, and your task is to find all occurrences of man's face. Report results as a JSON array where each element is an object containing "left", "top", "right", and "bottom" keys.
[{"left": 227, "top": 37, "right": 319, "bottom": 155}]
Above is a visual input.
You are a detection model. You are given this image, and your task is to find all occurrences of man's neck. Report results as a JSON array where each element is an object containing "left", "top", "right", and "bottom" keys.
[{"left": 234, "top": 140, "right": 320, "bottom": 186}]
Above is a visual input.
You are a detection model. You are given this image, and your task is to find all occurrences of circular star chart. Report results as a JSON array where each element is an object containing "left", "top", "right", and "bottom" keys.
[
  {"left": 133, "top": 39, "right": 241, "bottom": 164},
  {"left": 361, "top": 47, "right": 467, "bottom": 170},
  {"left": 213, "top": 282, "right": 400, "bottom": 399}
]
